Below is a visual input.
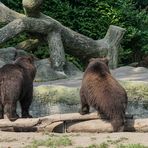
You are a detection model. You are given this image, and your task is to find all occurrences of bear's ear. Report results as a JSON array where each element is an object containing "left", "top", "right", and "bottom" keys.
[
  {"left": 28, "top": 55, "right": 34, "bottom": 63},
  {"left": 89, "top": 58, "right": 96, "bottom": 63}
]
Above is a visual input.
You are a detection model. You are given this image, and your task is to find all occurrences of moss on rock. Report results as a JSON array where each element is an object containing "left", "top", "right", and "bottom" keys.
[
  {"left": 34, "top": 85, "right": 80, "bottom": 105},
  {"left": 120, "top": 81, "right": 148, "bottom": 101},
  {"left": 33, "top": 80, "right": 148, "bottom": 105}
]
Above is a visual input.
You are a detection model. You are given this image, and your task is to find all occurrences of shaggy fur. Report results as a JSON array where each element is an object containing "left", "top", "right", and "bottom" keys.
[
  {"left": 79, "top": 58, "right": 128, "bottom": 132},
  {"left": 0, "top": 56, "right": 36, "bottom": 121}
]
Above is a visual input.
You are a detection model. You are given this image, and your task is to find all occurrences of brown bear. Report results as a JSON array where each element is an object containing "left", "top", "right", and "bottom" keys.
[
  {"left": 79, "top": 57, "right": 128, "bottom": 132},
  {"left": 0, "top": 56, "right": 36, "bottom": 121}
]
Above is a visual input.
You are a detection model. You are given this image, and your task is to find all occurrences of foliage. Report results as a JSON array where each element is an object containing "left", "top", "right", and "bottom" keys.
[
  {"left": 0, "top": 0, "right": 148, "bottom": 66},
  {"left": 0, "top": 0, "right": 22, "bottom": 12},
  {"left": 0, "top": 33, "right": 29, "bottom": 49},
  {"left": 66, "top": 54, "right": 83, "bottom": 70},
  {"left": 33, "top": 44, "right": 49, "bottom": 59}
]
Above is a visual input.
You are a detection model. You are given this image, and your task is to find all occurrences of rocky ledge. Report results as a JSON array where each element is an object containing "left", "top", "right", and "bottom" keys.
[{"left": 27, "top": 66, "right": 148, "bottom": 118}]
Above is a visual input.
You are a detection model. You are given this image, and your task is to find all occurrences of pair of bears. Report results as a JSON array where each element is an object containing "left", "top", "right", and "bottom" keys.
[
  {"left": 0, "top": 55, "right": 127, "bottom": 132},
  {"left": 0, "top": 56, "right": 36, "bottom": 121}
]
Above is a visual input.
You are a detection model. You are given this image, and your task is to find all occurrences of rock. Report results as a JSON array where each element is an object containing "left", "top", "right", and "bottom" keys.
[
  {"left": 15, "top": 49, "right": 30, "bottom": 58},
  {"left": 34, "top": 59, "right": 82, "bottom": 82},
  {"left": 111, "top": 66, "right": 148, "bottom": 81},
  {"left": 0, "top": 47, "right": 16, "bottom": 63},
  {"left": 34, "top": 85, "right": 80, "bottom": 105},
  {"left": 129, "top": 62, "right": 138, "bottom": 67},
  {"left": 63, "top": 61, "right": 82, "bottom": 76},
  {"left": 0, "top": 60, "right": 6, "bottom": 68},
  {"left": 29, "top": 77, "right": 148, "bottom": 118},
  {"left": 30, "top": 64, "right": 148, "bottom": 117},
  {"left": 120, "top": 81, "right": 148, "bottom": 101},
  {"left": 34, "top": 59, "right": 67, "bottom": 82}
]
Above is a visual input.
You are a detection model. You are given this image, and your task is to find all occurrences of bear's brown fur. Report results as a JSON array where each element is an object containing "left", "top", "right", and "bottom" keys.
[
  {"left": 79, "top": 58, "right": 128, "bottom": 132},
  {"left": 0, "top": 56, "right": 36, "bottom": 121}
]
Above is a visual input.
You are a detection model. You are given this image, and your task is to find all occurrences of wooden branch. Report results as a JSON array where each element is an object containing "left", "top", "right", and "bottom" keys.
[
  {"left": 47, "top": 31, "right": 66, "bottom": 70},
  {"left": 0, "top": 2, "right": 126, "bottom": 68},
  {"left": 0, "top": 113, "right": 148, "bottom": 133},
  {"left": 0, "top": 2, "right": 25, "bottom": 23},
  {"left": 22, "top": 0, "right": 43, "bottom": 17},
  {"left": 104, "top": 25, "right": 126, "bottom": 68},
  {"left": 0, "top": 18, "right": 53, "bottom": 44}
]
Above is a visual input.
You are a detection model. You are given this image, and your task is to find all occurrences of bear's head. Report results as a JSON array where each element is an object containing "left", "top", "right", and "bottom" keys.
[
  {"left": 89, "top": 57, "right": 109, "bottom": 66},
  {"left": 14, "top": 56, "right": 36, "bottom": 80}
]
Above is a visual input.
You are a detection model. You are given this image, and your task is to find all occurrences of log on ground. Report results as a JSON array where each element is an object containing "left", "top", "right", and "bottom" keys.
[{"left": 0, "top": 112, "right": 147, "bottom": 133}]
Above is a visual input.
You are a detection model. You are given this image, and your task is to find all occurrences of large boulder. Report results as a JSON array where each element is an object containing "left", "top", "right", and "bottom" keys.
[
  {"left": 34, "top": 59, "right": 67, "bottom": 82},
  {"left": 0, "top": 60, "right": 6, "bottom": 68},
  {"left": 0, "top": 47, "right": 16, "bottom": 63},
  {"left": 15, "top": 49, "right": 30, "bottom": 58},
  {"left": 34, "top": 59, "right": 82, "bottom": 82},
  {"left": 0, "top": 47, "right": 82, "bottom": 82},
  {"left": 111, "top": 66, "right": 148, "bottom": 81}
]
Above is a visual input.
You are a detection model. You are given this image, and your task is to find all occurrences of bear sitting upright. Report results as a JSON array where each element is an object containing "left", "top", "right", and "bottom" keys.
[
  {"left": 0, "top": 56, "right": 36, "bottom": 121},
  {"left": 79, "top": 57, "right": 128, "bottom": 132}
]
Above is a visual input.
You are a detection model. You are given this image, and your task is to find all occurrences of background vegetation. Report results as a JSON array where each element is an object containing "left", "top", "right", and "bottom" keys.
[{"left": 0, "top": 0, "right": 148, "bottom": 67}]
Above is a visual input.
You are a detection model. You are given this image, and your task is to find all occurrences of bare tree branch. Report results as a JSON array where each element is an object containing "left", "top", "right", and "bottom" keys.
[{"left": 0, "top": 1, "right": 126, "bottom": 69}]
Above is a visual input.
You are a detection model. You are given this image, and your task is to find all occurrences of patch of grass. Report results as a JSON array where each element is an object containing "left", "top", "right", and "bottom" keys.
[
  {"left": 89, "top": 142, "right": 148, "bottom": 148},
  {"left": 107, "top": 137, "right": 128, "bottom": 144},
  {"left": 117, "top": 143, "right": 148, "bottom": 148},
  {"left": 87, "top": 142, "right": 109, "bottom": 148},
  {"left": 25, "top": 136, "right": 72, "bottom": 148}
]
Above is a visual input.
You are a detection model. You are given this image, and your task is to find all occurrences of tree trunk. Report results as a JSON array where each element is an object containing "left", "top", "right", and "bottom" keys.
[
  {"left": 0, "top": 113, "right": 147, "bottom": 133},
  {"left": 0, "top": 1, "right": 126, "bottom": 70}
]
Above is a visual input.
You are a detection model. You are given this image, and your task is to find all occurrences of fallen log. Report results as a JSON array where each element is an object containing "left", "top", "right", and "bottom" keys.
[{"left": 0, "top": 112, "right": 147, "bottom": 133}]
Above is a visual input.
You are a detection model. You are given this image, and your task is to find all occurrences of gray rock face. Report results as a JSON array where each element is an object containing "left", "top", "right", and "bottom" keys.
[
  {"left": 0, "top": 60, "right": 6, "bottom": 68},
  {"left": 34, "top": 59, "right": 82, "bottom": 82},
  {"left": 35, "top": 59, "right": 67, "bottom": 82},
  {"left": 64, "top": 61, "right": 82, "bottom": 76},
  {"left": 15, "top": 49, "right": 30, "bottom": 58},
  {"left": 0, "top": 47, "right": 16, "bottom": 63},
  {"left": 0, "top": 47, "right": 82, "bottom": 82},
  {"left": 111, "top": 66, "right": 148, "bottom": 81}
]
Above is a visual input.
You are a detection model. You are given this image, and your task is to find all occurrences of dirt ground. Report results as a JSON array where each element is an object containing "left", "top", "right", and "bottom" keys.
[{"left": 0, "top": 131, "right": 148, "bottom": 148}]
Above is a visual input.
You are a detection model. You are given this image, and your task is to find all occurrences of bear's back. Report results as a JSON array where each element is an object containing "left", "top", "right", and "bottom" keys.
[{"left": 81, "top": 60, "right": 127, "bottom": 116}]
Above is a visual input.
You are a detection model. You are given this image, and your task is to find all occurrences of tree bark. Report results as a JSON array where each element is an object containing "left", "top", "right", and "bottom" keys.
[
  {"left": 0, "top": 113, "right": 147, "bottom": 133},
  {"left": 0, "top": 1, "right": 126, "bottom": 69}
]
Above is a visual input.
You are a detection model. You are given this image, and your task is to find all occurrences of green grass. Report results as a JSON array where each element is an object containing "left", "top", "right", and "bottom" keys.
[
  {"left": 118, "top": 144, "right": 148, "bottom": 148},
  {"left": 24, "top": 133, "right": 148, "bottom": 148},
  {"left": 107, "top": 137, "right": 128, "bottom": 145},
  {"left": 25, "top": 136, "right": 72, "bottom": 148},
  {"left": 87, "top": 143, "right": 109, "bottom": 148},
  {"left": 86, "top": 143, "right": 148, "bottom": 148}
]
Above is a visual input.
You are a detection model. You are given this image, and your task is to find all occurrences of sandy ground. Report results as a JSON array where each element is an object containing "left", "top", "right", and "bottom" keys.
[{"left": 0, "top": 132, "right": 148, "bottom": 148}]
